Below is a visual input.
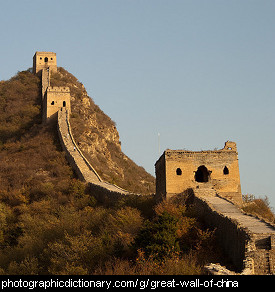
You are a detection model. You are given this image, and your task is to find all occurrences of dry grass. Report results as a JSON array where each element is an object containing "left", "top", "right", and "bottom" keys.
[
  {"left": 242, "top": 194, "right": 275, "bottom": 223},
  {"left": 96, "top": 251, "right": 203, "bottom": 275}
]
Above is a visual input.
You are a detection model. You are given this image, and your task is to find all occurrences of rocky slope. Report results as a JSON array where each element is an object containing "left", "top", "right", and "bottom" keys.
[{"left": 51, "top": 67, "right": 155, "bottom": 194}]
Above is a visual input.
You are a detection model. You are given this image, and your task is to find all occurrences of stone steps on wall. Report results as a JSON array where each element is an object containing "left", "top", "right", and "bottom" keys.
[
  {"left": 194, "top": 190, "right": 275, "bottom": 275},
  {"left": 99, "top": 181, "right": 130, "bottom": 194},
  {"left": 203, "top": 195, "right": 275, "bottom": 235},
  {"left": 58, "top": 109, "right": 102, "bottom": 183}
]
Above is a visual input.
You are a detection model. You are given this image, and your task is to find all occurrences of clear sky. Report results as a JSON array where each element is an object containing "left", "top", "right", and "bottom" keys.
[{"left": 0, "top": 0, "right": 275, "bottom": 208}]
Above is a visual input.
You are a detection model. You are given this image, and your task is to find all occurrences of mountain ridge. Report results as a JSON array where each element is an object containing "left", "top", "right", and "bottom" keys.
[
  {"left": 51, "top": 67, "right": 155, "bottom": 194},
  {"left": 0, "top": 68, "right": 154, "bottom": 196}
]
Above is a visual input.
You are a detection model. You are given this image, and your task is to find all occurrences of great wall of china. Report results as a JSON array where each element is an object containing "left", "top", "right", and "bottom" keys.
[
  {"left": 57, "top": 108, "right": 134, "bottom": 201},
  {"left": 34, "top": 51, "right": 275, "bottom": 275},
  {"left": 193, "top": 187, "right": 275, "bottom": 274}
]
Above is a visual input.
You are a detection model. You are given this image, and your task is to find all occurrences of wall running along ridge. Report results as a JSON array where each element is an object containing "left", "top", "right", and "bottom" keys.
[
  {"left": 57, "top": 109, "right": 137, "bottom": 203},
  {"left": 34, "top": 51, "right": 275, "bottom": 274},
  {"left": 56, "top": 102, "right": 275, "bottom": 274},
  {"left": 54, "top": 77, "right": 275, "bottom": 275},
  {"left": 193, "top": 187, "right": 275, "bottom": 274},
  {"left": 35, "top": 52, "right": 137, "bottom": 202}
]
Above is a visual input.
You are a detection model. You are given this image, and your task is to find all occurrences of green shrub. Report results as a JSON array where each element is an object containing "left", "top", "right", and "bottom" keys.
[{"left": 133, "top": 212, "right": 179, "bottom": 260}]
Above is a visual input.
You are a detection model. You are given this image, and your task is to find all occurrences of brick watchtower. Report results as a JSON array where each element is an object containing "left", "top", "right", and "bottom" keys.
[
  {"left": 33, "top": 52, "right": 57, "bottom": 74},
  {"left": 33, "top": 51, "right": 70, "bottom": 123},
  {"left": 155, "top": 141, "right": 242, "bottom": 206}
]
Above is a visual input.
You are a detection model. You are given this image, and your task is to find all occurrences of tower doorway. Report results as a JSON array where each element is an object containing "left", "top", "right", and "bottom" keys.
[{"left": 195, "top": 165, "right": 210, "bottom": 183}]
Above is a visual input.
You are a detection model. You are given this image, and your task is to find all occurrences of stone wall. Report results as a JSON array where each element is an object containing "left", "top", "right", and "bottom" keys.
[
  {"left": 57, "top": 109, "right": 102, "bottom": 182},
  {"left": 41, "top": 68, "right": 50, "bottom": 100},
  {"left": 88, "top": 182, "right": 141, "bottom": 206},
  {"left": 192, "top": 194, "right": 250, "bottom": 271},
  {"left": 192, "top": 189, "right": 275, "bottom": 274},
  {"left": 57, "top": 109, "right": 135, "bottom": 198},
  {"left": 155, "top": 154, "right": 166, "bottom": 202}
]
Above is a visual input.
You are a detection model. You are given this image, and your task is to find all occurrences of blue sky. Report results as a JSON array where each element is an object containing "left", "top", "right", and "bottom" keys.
[{"left": 0, "top": 0, "right": 275, "bottom": 208}]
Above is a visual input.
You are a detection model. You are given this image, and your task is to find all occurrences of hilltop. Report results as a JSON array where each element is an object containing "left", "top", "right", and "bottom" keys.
[{"left": 0, "top": 69, "right": 155, "bottom": 195}]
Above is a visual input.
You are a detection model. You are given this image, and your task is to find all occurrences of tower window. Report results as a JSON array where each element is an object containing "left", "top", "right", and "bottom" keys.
[
  {"left": 63, "top": 101, "right": 66, "bottom": 107},
  {"left": 176, "top": 168, "right": 182, "bottom": 175},
  {"left": 44, "top": 57, "right": 48, "bottom": 62},
  {"left": 51, "top": 101, "right": 54, "bottom": 105},
  {"left": 223, "top": 166, "right": 229, "bottom": 175}
]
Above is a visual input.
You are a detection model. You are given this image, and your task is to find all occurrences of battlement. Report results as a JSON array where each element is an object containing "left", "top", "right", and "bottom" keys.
[
  {"left": 223, "top": 141, "right": 237, "bottom": 151},
  {"left": 157, "top": 141, "right": 237, "bottom": 162},
  {"left": 47, "top": 86, "right": 70, "bottom": 92}
]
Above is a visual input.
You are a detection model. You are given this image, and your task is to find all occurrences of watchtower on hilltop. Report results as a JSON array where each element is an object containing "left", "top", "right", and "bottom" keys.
[
  {"left": 33, "top": 52, "right": 57, "bottom": 74},
  {"left": 155, "top": 141, "right": 242, "bottom": 206},
  {"left": 33, "top": 51, "right": 70, "bottom": 123},
  {"left": 43, "top": 86, "right": 71, "bottom": 123}
]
